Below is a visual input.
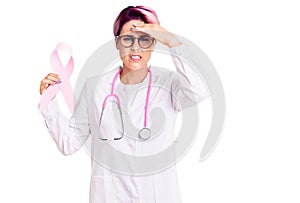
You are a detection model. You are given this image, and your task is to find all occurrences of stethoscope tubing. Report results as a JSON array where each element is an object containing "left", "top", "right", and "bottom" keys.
[{"left": 98, "top": 68, "right": 152, "bottom": 141}]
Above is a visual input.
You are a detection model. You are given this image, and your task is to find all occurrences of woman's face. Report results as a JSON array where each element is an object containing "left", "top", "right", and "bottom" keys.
[{"left": 116, "top": 20, "right": 155, "bottom": 71}]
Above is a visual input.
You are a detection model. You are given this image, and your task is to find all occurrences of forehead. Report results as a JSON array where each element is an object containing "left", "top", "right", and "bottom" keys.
[
  {"left": 120, "top": 19, "right": 144, "bottom": 35},
  {"left": 120, "top": 32, "right": 150, "bottom": 38}
]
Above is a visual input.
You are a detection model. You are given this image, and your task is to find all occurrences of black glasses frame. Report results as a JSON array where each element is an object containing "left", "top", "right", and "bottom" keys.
[{"left": 116, "top": 35, "right": 155, "bottom": 49}]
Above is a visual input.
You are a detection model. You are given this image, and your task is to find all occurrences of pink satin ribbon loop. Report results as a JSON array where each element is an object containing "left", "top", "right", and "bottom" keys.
[{"left": 40, "top": 43, "right": 74, "bottom": 113}]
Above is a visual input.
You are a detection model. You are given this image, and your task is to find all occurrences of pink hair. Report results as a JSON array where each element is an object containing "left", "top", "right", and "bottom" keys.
[{"left": 113, "top": 6, "right": 160, "bottom": 36}]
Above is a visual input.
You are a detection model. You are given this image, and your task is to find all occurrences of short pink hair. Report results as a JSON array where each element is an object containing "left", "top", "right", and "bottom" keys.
[{"left": 113, "top": 6, "right": 160, "bottom": 36}]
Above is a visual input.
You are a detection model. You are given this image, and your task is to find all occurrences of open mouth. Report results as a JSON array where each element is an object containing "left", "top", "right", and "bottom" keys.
[{"left": 130, "top": 54, "right": 142, "bottom": 60}]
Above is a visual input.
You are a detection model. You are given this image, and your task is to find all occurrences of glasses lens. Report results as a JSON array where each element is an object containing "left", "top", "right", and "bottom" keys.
[
  {"left": 120, "top": 35, "right": 134, "bottom": 47},
  {"left": 138, "top": 36, "right": 153, "bottom": 49}
]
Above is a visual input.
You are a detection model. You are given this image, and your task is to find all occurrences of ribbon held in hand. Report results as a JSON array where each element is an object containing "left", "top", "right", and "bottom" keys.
[{"left": 39, "top": 43, "right": 74, "bottom": 113}]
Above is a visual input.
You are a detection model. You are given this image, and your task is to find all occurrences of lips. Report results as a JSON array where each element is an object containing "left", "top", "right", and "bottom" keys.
[{"left": 130, "top": 54, "right": 142, "bottom": 61}]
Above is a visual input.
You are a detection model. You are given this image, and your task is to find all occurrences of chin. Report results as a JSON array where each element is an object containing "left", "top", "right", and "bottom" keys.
[{"left": 125, "top": 62, "right": 148, "bottom": 70}]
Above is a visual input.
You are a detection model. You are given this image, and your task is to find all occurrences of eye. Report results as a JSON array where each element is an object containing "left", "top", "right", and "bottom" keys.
[
  {"left": 122, "top": 36, "right": 134, "bottom": 42},
  {"left": 139, "top": 36, "right": 151, "bottom": 42}
]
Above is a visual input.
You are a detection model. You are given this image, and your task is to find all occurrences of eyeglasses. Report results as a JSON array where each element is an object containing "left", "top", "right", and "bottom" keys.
[{"left": 117, "top": 35, "right": 155, "bottom": 49}]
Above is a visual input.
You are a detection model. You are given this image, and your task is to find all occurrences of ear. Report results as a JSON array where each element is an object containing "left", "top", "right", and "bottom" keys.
[{"left": 115, "top": 37, "right": 119, "bottom": 50}]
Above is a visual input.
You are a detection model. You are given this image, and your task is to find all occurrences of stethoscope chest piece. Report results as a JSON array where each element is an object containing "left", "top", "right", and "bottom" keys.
[{"left": 138, "top": 128, "right": 151, "bottom": 140}]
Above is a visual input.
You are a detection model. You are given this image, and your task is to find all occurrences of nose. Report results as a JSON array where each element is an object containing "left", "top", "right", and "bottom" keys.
[{"left": 130, "top": 38, "right": 140, "bottom": 51}]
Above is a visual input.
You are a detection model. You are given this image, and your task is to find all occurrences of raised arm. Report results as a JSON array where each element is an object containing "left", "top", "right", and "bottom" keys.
[{"left": 39, "top": 74, "right": 90, "bottom": 155}]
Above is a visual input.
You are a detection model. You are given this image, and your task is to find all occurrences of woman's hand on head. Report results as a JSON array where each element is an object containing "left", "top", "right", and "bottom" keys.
[
  {"left": 39, "top": 73, "right": 60, "bottom": 95},
  {"left": 131, "top": 22, "right": 182, "bottom": 48}
]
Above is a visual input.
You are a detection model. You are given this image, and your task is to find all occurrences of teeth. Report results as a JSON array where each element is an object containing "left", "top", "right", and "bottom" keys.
[{"left": 131, "top": 55, "right": 141, "bottom": 59}]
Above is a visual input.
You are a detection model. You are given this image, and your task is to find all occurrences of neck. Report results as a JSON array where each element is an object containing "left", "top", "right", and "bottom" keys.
[{"left": 120, "top": 66, "right": 148, "bottom": 84}]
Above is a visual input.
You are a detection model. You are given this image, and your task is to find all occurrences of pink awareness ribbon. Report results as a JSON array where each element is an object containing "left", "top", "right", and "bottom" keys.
[{"left": 39, "top": 43, "right": 74, "bottom": 113}]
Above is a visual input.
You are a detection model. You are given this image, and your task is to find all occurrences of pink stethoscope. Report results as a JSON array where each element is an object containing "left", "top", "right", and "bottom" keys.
[{"left": 98, "top": 67, "right": 152, "bottom": 141}]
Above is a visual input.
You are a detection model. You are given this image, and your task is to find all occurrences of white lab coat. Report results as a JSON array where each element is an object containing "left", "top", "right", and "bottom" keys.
[{"left": 41, "top": 43, "right": 209, "bottom": 203}]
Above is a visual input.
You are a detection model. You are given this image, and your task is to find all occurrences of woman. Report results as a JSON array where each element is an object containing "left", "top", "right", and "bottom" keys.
[{"left": 40, "top": 6, "right": 209, "bottom": 203}]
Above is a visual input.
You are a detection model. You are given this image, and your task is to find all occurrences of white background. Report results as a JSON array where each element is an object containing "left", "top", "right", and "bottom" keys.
[{"left": 1, "top": 0, "right": 300, "bottom": 202}]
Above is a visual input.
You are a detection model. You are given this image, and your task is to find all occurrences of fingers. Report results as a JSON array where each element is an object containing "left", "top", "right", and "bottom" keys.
[
  {"left": 133, "top": 21, "right": 145, "bottom": 28},
  {"left": 132, "top": 22, "right": 163, "bottom": 31},
  {"left": 130, "top": 26, "right": 146, "bottom": 33},
  {"left": 130, "top": 23, "right": 181, "bottom": 48},
  {"left": 40, "top": 73, "right": 61, "bottom": 95},
  {"left": 130, "top": 22, "right": 181, "bottom": 48},
  {"left": 131, "top": 23, "right": 155, "bottom": 33},
  {"left": 131, "top": 23, "right": 167, "bottom": 38}
]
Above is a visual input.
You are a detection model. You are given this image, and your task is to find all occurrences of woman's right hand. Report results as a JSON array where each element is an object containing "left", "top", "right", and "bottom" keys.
[{"left": 39, "top": 73, "right": 61, "bottom": 95}]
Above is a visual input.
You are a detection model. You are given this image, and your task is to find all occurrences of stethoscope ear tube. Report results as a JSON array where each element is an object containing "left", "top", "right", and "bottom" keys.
[
  {"left": 97, "top": 108, "right": 108, "bottom": 141},
  {"left": 114, "top": 106, "right": 124, "bottom": 140},
  {"left": 97, "top": 99, "right": 124, "bottom": 141}
]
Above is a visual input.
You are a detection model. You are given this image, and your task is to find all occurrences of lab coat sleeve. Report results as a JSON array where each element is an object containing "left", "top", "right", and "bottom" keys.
[
  {"left": 169, "top": 42, "right": 210, "bottom": 111},
  {"left": 40, "top": 83, "right": 90, "bottom": 155}
]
